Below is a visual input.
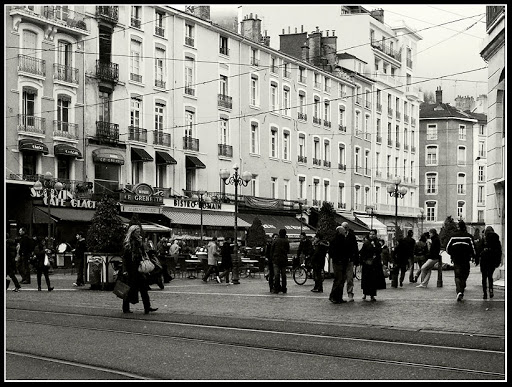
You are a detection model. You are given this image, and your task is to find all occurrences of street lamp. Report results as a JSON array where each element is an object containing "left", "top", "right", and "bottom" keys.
[
  {"left": 191, "top": 189, "right": 212, "bottom": 243},
  {"left": 219, "top": 164, "right": 252, "bottom": 284},
  {"left": 387, "top": 176, "right": 407, "bottom": 246},
  {"left": 295, "top": 198, "right": 309, "bottom": 235},
  {"left": 365, "top": 205, "right": 375, "bottom": 230},
  {"left": 33, "top": 172, "right": 63, "bottom": 249},
  {"left": 418, "top": 207, "right": 425, "bottom": 235}
]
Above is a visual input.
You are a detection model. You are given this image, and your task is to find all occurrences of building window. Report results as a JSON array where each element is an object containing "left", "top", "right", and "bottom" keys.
[
  {"left": 22, "top": 152, "right": 37, "bottom": 176},
  {"left": 154, "top": 48, "right": 165, "bottom": 88},
  {"left": 155, "top": 11, "right": 165, "bottom": 36},
  {"left": 314, "top": 97, "right": 320, "bottom": 120},
  {"left": 156, "top": 164, "right": 166, "bottom": 188},
  {"left": 283, "top": 179, "right": 290, "bottom": 200},
  {"left": 324, "top": 140, "right": 330, "bottom": 164},
  {"left": 270, "top": 127, "right": 278, "bottom": 158},
  {"left": 185, "top": 23, "right": 195, "bottom": 46},
  {"left": 250, "top": 122, "right": 259, "bottom": 154},
  {"left": 313, "top": 179, "right": 319, "bottom": 202},
  {"left": 94, "top": 163, "right": 120, "bottom": 194},
  {"left": 324, "top": 181, "right": 330, "bottom": 202},
  {"left": 324, "top": 100, "right": 330, "bottom": 123},
  {"left": 185, "top": 110, "right": 194, "bottom": 138},
  {"left": 313, "top": 138, "right": 320, "bottom": 161},
  {"left": 283, "top": 131, "right": 290, "bottom": 161},
  {"left": 478, "top": 141, "right": 486, "bottom": 158},
  {"left": 130, "top": 39, "right": 142, "bottom": 82},
  {"left": 457, "top": 173, "right": 466, "bottom": 194},
  {"left": 57, "top": 95, "right": 70, "bottom": 132},
  {"left": 130, "top": 97, "right": 141, "bottom": 128},
  {"left": 426, "top": 201, "right": 436, "bottom": 222},
  {"left": 365, "top": 150, "right": 370, "bottom": 175},
  {"left": 298, "top": 134, "right": 306, "bottom": 159},
  {"left": 185, "top": 56, "right": 195, "bottom": 93},
  {"left": 338, "top": 144, "right": 346, "bottom": 167},
  {"left": 270, "top": 83, "right": 278, "bottom": 112},
  {"left": 427, "top": 124, "right": 437, "bottom": 140},
  {"left": 131, "top": 6, "right": 142, "bottom": 29},
  {"left": 283, "top": 87, "right": 290, "bottom": 116},
  {"left": 219, "top": 35, "right": 229, "bottom": 56},
  {"left": 355, "top": 147, "right": 361, "bottom": 174},
  {"left": 426, "top": 173, "right": 437, "bottom": 194},
  {"left": 298, "top": 176, "right": 305, "bottom": 200},
  {"left": 457, "top": 146, "right": 466, "bottom": 165},
  {"left": 299, "top": 92, "right": 306, "bottom": 116},
  {"left": 478, "top": 185, "right": 485, "bottom": 204},
  {"left": 479, "top": 124, "right": 485, "bottom": 136},
  {"left": 478, "top": 166, "right": 485, "bottom": 182},
  {"left": 250, "top": 75, "right": 259, "bottom": 106},
  {"left": 271, "top": 177, "right": 277, "bottom": 199},
  {"left": 426, "top": 145, "right": 438, "bottom": 165},
  {"left": 459, "top": 125, "right": 466, "bottom": 140},
  {"left": 155, "top": 102, "right": 164, "bottom": 132},
  {"left": 219, "top": 117, "right": 229, "bottom": 145},
  {"left": 457, "top": 201, "right": 466, "bottom": 220}
]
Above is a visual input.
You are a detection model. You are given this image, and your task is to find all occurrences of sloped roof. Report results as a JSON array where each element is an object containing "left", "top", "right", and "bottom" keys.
[{"left": 420, "top": 103, "right": 477, "bottom": 121}]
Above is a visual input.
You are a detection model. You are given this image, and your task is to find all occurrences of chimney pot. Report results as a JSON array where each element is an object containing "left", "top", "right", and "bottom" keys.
[
  {"left": 295, "top": 27, "right": 297, "bottom": 33},
  {"left": 288, "top": 26, "right": 291, "bottom": 33},
  {"left": 301, "top": 25, "right": 304, "bottom": 32},
  {"left": 326, "top": 30, "right": 329, "bottom": 36},
  {"left": 249, "top": 13, "right": 253, "bottom": 19}
]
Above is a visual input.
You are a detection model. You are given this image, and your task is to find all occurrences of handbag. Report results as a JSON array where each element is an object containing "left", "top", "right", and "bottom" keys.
[
  {"left": 113, "top": 279, "right": 131, "bottom": 299},
  {"left": 138, "top": 254, "right": 155, "bottom": 273}
]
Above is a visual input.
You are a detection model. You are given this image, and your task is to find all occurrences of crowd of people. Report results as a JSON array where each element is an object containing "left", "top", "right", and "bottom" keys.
[{"left": 6, "top": 219, "right": 503, "bottom": 312}]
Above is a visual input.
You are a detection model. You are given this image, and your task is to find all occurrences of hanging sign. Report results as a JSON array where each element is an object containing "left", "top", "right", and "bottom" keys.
[{"left": 119, "top": 183, "right": 164, "bottom": 205}]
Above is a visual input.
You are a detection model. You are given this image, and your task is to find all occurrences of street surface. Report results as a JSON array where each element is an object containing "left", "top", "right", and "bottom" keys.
[{"left": 5, "top": 264, "right": 505, "bottom": 381}]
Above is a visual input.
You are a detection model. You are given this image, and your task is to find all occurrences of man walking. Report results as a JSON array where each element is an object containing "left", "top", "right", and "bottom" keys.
[
  {"left": 446, "top": 220, "right": 476, "bottom": 302},
  {"left": 403, "top": 230, "right": 416, "bottom": 283},
  {"left": 17, "top": 227, "right": 33, "bottom": 284},
  {"left": 342, "top": 222, "right": 359, "bottom": 302},
  {"left": 72, "top": 232, "right": 87, "bottom": 287},
  {"left": 271, "top": 229, "right": 290, "bottom": 294},
  {"left": 328, "top": 225, "right": 348, "bottom": 303},
  {"left": 297, "top": 232, "right": 313, "bottom": 265}
]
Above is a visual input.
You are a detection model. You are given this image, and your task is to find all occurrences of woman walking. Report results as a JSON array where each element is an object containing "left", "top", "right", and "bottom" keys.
[
  {"left": 412, "top": 233, "right": 429, "bottom": 283},
  {"left": 310, "top": 232, "right": 329, "bottom": 293},
  {"left": 33, "top": 237, "right": 54, "bottom": 292},
  {"left": 121, "top": 225, "right": 157, "bottom": 314},
  {"left": 416, "top": 228, "right": 441, "bottom": 288},
  {"left": 476, "top": 226, "right": 502, "bottom": 299},
  {"left": 360, "top": 229, "right": 382, "bottom": 302}
]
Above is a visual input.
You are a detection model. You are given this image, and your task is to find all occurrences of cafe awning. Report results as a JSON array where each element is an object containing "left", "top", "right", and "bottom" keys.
[
  {"left": 54, "top": 144, "right": 82, "bottom": 158},
  {"left": 139, "top": 221, "right": 172, "bottom": 233},
  {"left": 131, "top": 147, "right": 154, "bottom": 162},
  {"left": 333, "top": 211, "right": 370, "bottom": 234},
  {"left": 185, "top": 155, "right": 206, "bottom": 169},
  {"left": 92, "top": 149, "right": 125, "bottom": 164},
  {"left": 155, "top": 151, "right": 177, "bottom": 165},
  {"left": 19, "top": 139, "right": 49, "bottom": 154},
  {"left": 33, "top": 206, "right": 130, "bottom": 223},
  {"left": 354, "top": 214, "right": 388, "bottom": 237},
  {"left": 162, "top": 208, "right": 250, "bottom": 228},
  {"left": 237, "top": 213, "right": 316, "bottom": 237}
]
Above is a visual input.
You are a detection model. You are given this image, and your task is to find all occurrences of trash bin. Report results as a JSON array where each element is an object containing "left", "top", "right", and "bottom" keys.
[{"left": 87, "top": 256, "right": 103, "bottom": 289}]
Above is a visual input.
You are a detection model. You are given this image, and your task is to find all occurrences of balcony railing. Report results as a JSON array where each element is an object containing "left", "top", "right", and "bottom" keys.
[
  {"left": 313, "top": 116, "right": 321, "bottom": 125},
  {"left": 42, "top": 6, "right": 88, "bottom": 32},
  {"left": 96, "top": 60, "right": 119, "bottom": 82},
  {"left": 131, "top": 17, "right": 141, "bottom": 29},
  {"left": 323, "top": 120, "right": 331, "bottom": 128},
  {"left": 338, "top": 202, "right": 346, "bottom": 209},
  {"left": 155, "top": 26, "right": 164, "bottom": 37},
  {"left": 95, "top": 121, "right": 119, "bottom": 143},
  {"left": 312, "top": 158, "right": 321, "bottom": 166},
  {"left": 312, "top": 199, "right": 322, "bottom": 207},
  {"left": 18, "top": 114, "right": 45, "bottom": 134},
  {"left": 96, "top": 6, "right": 119, "bottom": 23},
  {"left": 155, "top": 78, "right": 166, "bottom": 88},
  {"left": 53, "top": 121, "right": 78, "bottom": 139},
  {"left": 183, "top": 136, "right": 199, "bottom": 151},
  {"left": 298, "top": 112, "right": 307, "bottom": 121},
  {"left": 323, "top": 160, "right": 331, "bottom": 168},
  {"left": 18, "top": 55, "right": 45, "bottom": 77},
  {"left": 153, "top": 131, "right": 171, "bottom": 147},
  {"left": 219, "top": 46, "right": 229, "bottom": 56},
  {"left": 185, "top": 36, "right": 194, "bottom": 47},
  {"left": 298, "top": 155, "right": 307, "bottom": 163},
  {"left": 298, "top": 75, "right": 307, "bottom": 83},
  {"left": 53, "top": 63, "right": 78, "bottom": 84},
  {"left": 218, "top": 144, "right": 233, "bottom": 157},
  {"left": 130, "top": 73, "right": 142, "bottom": 83},
  {"left": 218, "top": 94, "right": 233, "bottom": 109},
  {"left": 128, "top": 126, "right": 147, "bottom": 143},
  {"left": 388, "top": 108, "right": 393, "bottom": 117},
  {"left": 339, "top": 125, "right": 347, "bottom": 132},
  {"left": 184, "top": 86, "right": 195, "bottom": 96},
  {"left": 338, "top": 163, "right": 347, "bottom": 171},
  {"left": 250, "top": 57, "right": 259, "bottom": 67}
]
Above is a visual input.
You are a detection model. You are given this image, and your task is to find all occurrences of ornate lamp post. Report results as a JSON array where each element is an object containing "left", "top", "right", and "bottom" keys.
[
  {"left": 219, "top": 164, "right": 252, "bottom": 284},
  {"left": 418, "top": 207, "right": 425, "bottom": 235},
  {"left": 33, "top": 172, "right": 63, "bottom": 249},
  {"left": 365, "top": 205, "right": 375, "bottom": 230},
  {"left": 191, "top": 189, "right": 212, "bottom": 243},
  {"left": 387, "top": 176, "right": 407, "bottom": 246},
  {"left": 295, "top": 198, "right": 309, "bottom": 235}
]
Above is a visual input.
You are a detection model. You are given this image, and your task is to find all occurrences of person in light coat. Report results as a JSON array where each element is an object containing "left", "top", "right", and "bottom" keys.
[{"left": 202, "top": 237, "right": 220, "bottom": 283}]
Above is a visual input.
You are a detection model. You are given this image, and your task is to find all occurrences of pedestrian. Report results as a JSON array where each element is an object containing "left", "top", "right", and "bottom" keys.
[
  {"left": 156, "top": 237, "right": 171, "bottom": 283},
  {"left": 202, "top": 237, "right": 221, "bottom": 283},
  {"left": 310, "top": 232, "right": 329, "bottom": 293},
  {"left": 121, "top": 225, "right": 157, "bottom": 314},
  {"left": 328, "top": 225, "right": 348, "bottom": 303},
  {"left": 33, "top": 236, "right": 54, "bottom": 292},
  {"left": 416, "top": 228, "right": 441, "bottom": 288},
  {"left": 265, "top": 234, "right": 277, "bottom": 292},
  {"left": 446, "top": 220, "right": 476, "bottom": 302},
  {"left": 343, "top": 222, "right": 359, "bottom": 301},
  {"left": 143, "top": 236, "right": 155, "bottom": 256},
  {"left": 381, "top": 244, "right": 390, "bottom": 267},
  {"left": 412, "top": 233, "right": 429, "bottom": 283},
  {"left": 403, "top": 230, "right": 416, "bottom": 283},
  {"left": 475, "top": 226, "right": 502, "bottom": 299},
  {"left": 473, "top": 228, "right": 483, "bottom": 265},
  {"left": 169, "top": 239, "right": 181, "bottom": 279},
  {"left": 72, "top": 231, "right": 87, "bottom": 287},
  {"left": 359, "top": 229, "right": 382, "bottom": 301},
  {"left": 219, "top": 237, "right": 233, "bottom": 284},
  {"left": 6, "top": 233, "right": 22, "bottom": 292},
  {"left": 392, "top": 236, "right": 409, "bottom": 287},
  {"left": 271, "top": 228, "right": 290, "bottom": 294},
  {"left": 297, "top": 232, "right": 313, "bottom": 265},
  {"left": 17, "top": 227, "right": 33, "bottom": 284}
]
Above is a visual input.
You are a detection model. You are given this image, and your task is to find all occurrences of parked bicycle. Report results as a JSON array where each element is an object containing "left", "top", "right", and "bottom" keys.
[{"left": 292, "top": 257, "right": 325, "bottom": 285}]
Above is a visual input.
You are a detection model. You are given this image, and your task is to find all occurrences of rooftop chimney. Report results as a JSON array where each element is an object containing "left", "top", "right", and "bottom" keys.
[
  {"left": 240, "top": 13, "right": 262, "bottom": 43},
  {"left": 435, "top": 86, "right": 443, "bottom": 104}
]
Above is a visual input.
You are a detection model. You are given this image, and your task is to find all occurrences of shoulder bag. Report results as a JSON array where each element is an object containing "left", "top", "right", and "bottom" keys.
[
  {"left": 138, "top": 253, "right": 155, "bottom": 273},
  {"left": 113, "top": 278, "right": 131, "bottom": 299}
]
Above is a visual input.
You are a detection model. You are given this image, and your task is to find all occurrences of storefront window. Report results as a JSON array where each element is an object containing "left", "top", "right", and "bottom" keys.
[
  {"left": 94, "top": 163, "right": 120, "bottom": 194},
  {"left": 22, "top": 152, "right": 37, "bottom": 177}
]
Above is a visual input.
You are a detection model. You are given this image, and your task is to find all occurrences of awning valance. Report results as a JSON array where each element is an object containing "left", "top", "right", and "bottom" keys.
[
  {"left": 19, "top": 139, "right": 49, "bottom": 154},
  {"left": 185, "top": 155, "right": 206, "bottom": 169},
  {"left": 155, "top": 151, "right": 177, "bottom": 165},
  {"left": 54, "top": 144, "right": 82, "bottom": 158},
  {"left": 92, "top": 149, "right": 125, "bottom": 165},
  {"left": 131, "top": 147, "right": 154, "bottom": 162},
  {"left": 162, "top": 208, "right": 250, "bottom": 228},
  {"left": 354, "top": 214, "right": 388, "bottom": 237},
  {"left": 33, "top": 206, "right": 131, "bottom": 223},
  {"left": 333, "top": 212, "right": 370, "bottom": 234},
  {"left": 237, "top": 213, "right": 316, "bottom": 237}
]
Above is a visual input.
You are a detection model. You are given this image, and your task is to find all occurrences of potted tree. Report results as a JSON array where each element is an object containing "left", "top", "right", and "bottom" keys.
[
  {"left": 245, "top": 216, "right": 267, "bottom": 270},
  {"left": 316, "top": 202, "right": 337, "bottom": 278}
]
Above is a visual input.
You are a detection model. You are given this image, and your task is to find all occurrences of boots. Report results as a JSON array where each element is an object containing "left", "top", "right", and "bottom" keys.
[
  {"left": 489, "top": 288, "right": 494, "bottom": 298},
  {"left": 483, "top": 290, "right": 487, "bottom": 299}
]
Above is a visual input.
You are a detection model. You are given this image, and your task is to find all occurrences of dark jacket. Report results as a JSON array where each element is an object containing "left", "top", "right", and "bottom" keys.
[
  {"left": 394, "top": 238, "right": 411, "bottom": 266},
  {"left": 33, "top": 242, "right": 49, "bottom": 270},
  {"left": 402, "top": 236, "right": 416, "bottom": 258},
  {"left": 297, "top": 238, "right": 313, "bottom": 258},
  {"left": 122, "top": 237, "right": 146, "bottom": 304},
  {"left": 220, "top": 241, "right": 233, "bottom": 269},
  {"left": 270, "top": 236, "right": 290, "bottom": 266},
  {"left": 414, "top": 240, "right": 428, "bottom": 257},
  {"left": 74, "top": 238, "right": 87, "bottom": 260},
  {"left": 328, "top": 233, "right": 347, "bottom": 264},
  {"left": 345, "top": 229, "right": 359, "bottom": 265},
  {"left": 446, "top": 231, "right": 475, "bottom": 264},
  {"left": 427, "top": 234, "right": 441, "bottom": 261},
  {"left": 6, "top": 237, "right": 17, "bottom": 272},
  {"left": 17, "top": 234, "right": 33, "bottom": 258},
  {"left": 360, "top": 238, "right": 382, "bottom": 265},
  {"left": 477, "top": 232, "right": 502, "bottom": 269},
  {"left": 311, "top": 239, "right": 329, "bottom": 266}
]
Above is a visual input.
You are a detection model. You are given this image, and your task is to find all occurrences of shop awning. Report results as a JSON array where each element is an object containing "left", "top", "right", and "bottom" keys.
[
  {"left": 237, "top": 213, "right": 316, "bottom": 237},
  {"left": 185, "top": 155, "right": 206, "bottom": 169},
  {"left": 155, "top": 151, "right": 177, "bottom": 165},
  {"left": 131, "top": 147, "right": 154, "bottom": 162},
  {"left": 333, "top": 212, "right": 370, "bottom": 234},
  {"left": 92, "top": 149, "right": 125, "bottom": 165},
  {"left": 162, "top": 208, "right": 250, "bottom": 228},
  {"left": 140, "top": 221, "right": 172, "bottom": 233},
  {"left": 19, "top": 139, "right": 49, "bottom": 154},
  {"left": 54, "top": 144, "right": 82, "bottom": 158},
  {"left": 33, "top": 206, "right": 130, "bottom": 223},
  {"left": 354, "top": 214, "right": 388, "bottom": 237}
]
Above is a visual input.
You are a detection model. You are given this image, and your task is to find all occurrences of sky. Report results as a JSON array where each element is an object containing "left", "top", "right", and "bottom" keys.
[{"left": 199, "top": 4, "right": 489, "bottom": 105}]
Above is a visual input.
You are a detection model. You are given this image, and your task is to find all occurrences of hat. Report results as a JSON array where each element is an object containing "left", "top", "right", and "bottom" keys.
[
  {"left": 336, "top": 226, "right": 344, "bottom": 232},
  {"left": 341, "top": 222, "right": 349, "bottom": 229}
]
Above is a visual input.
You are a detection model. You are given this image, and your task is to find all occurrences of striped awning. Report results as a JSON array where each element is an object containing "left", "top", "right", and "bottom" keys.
[{"left": 162, "top": 208, "right": 250, "bottom": 228}]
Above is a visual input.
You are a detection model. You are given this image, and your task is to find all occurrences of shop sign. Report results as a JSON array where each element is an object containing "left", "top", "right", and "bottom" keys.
[
  {"left": 30, "top": 188, "right": 96, "bottom": 209},
  {"left": 120, "top": 204, "right": 163, "bottom": 214},
  {"left": 119, "top": 183, "right": 164, "bottom": 206},
  {"left": 170, "top": 198, "right": 221, "bottom": 210}
]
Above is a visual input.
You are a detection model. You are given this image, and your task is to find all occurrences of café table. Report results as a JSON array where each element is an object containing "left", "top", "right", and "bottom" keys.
[{"left": 184, "top": 258, "right": 201, "bottom": 279}]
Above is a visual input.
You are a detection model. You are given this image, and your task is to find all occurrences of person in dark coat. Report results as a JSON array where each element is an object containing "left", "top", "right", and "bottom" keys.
[
  {"left": 6, "top": 233, "right": 22, "bottom": 291},
  {"left": 446, "top": 220, "right": 476, "bottom": 302},
  {"left": 310, "top": 232, "right": 329, "bottom": 293},
  {"left": 412, "top": 233, "right": 429, "bottom": 283},
  {"left": 72, "top": 231, "right": 87, "bottom": 287},
  {"left": 218, "top": 237, "right": 233, "bottom": 284},
  {"left": 475, "top": 226, "right": 502, "bottom": 299},
  {"left": 392, "top": 236, "right": 409, "bottom": 287},
  {"left": 271, "top": 229, "right": 290, "bottom": 294},
  {"left": 297, "top": 232, "right": 313, "bottom": 265},
  {"left": 328, "top": 225, "right": 348, "bottom": 303},
  {"left": 265, "top": 234, "right": 277, "bottom": 292},
  {"left": 359, "top": 229, "right": 382, "bottom": 301},
  {"left": 121, "top": 225, "right": 157, "bottom": 314},
  {"left": 33, "top": 237, "right": 54, "bottom": 292},
  {"left": 343, "top": 222, "right": 359, "bottom": 302},
  {"left": 403, "top": 230, "right": 417, "bottom": 283},
  {"left": 17, "top": 227, "right": 33, "bottom": 284},
  {"left": 416, "top": 229, "right": 441, "bottom": 288}
]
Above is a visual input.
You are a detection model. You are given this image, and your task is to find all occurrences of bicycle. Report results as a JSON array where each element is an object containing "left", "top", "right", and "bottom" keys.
[{"left": 292, "top": 258, "right": 325, "bottom": 285}]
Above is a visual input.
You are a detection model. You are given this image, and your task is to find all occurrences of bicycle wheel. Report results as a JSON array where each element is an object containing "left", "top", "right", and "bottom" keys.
[
  {"left": 354, "top": 265, "right": 362, "bottom": 280},
  {"left": 293, "top": 266, "right": 307, "bottom": 285}
]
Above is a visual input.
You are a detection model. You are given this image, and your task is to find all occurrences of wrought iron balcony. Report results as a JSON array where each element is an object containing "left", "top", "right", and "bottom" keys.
[
  {"left": 219, "top": 46, "right": 229, "bottom": 56},
  {"left": 312, "top": 158, "right": 321, "bottom": 166},
  {"left": 185, "top": 36, "right": 195, "bottom": 47},
  {"left": 131, "top": 17, "right": 141, "bottom": 29},
  {"left": 338, "top": 163, "right": 347, "bottom": 171},
  {"left": 43, "top": 6, "right": 88, "bottom": 32},
  {"left": 218, "top": 144, "right": 233, "bottom": 157},
  {"left": 184, "top": 86, "right": 195, "bottom": 96},
  {"left": 53, "top": 121, "right": 78, "bottom": 139},
  {"left": 96, "top": 60, "right": 119, "bottom": 83},
  {"left": 339, "top": 125, "right": 347, "bottom": 132},
  {"left": 298, "top": 155, "right": 307, "bottom": 163},
  {"left": 18, "top": 114, "right": 45, "bottom": 134},
  {"left": 18, "top": 55, "right": 45, "bottom": 77},
  {"left": 153, "top": 131, "right": 171, "bottom": 147},
  {"left": 323, "top": 120, "right": 331, "bottom": 128},
  {"left": 53, "top": 63, "right": 78, "bottom": 84},
  {"left": 338, "top": 202, "right": 346, "bottom": 209},
  {"left": 155, "top": 26, "right": 165, "bottom": 37},
  {"left": 218, "top": 94, "right": 232, "bottom": 109},
  {"left": 128, "top": 126, "right": 147, "bottom": 143},
  {"left": 95, "top": 121, "right": 119, "bottom": 143},
  {"left": 323, "top": 160, "right": 331, "bottom": 168},
  {"left": 183, "top": 136, "right": 199, "bottom": 151},
  {"left": 130, "top": 73, "right": 142, "bottom": 83},
  {"left": 96, "top": 6, "right": 118, "bottom": 23},
  {"left": 313, "top": 116, "right": 321, "bottom": 125},
  {"left": 155, "top": 78, "right": 166, "bottom": 89},
  {"left": 298, "top": 112, "right": 307, "bottom": 121}
]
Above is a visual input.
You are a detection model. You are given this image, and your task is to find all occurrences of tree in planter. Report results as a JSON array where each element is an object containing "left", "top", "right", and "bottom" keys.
[
  {"left": 317, "top": 202, "right": 337, "bottom": 243},
  {"left": 245, "top": 216, "right": 266, "bottom": 257}
]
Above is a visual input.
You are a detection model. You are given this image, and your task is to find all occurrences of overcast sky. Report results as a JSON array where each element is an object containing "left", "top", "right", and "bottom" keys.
[{"left": 194, "top": 4, "right": 489, "bottom": 104}]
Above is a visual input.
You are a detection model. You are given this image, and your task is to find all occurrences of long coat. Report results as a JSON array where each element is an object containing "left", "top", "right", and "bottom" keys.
[
  {"left": 359, "top": 238, "right": 382, "bottom": 296},
  {"left": 122, "top": 238, "right": 147, "bottom": 305}
]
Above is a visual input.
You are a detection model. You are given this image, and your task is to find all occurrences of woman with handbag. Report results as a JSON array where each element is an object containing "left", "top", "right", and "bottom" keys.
[
  {"left": 121, "top": 225, "right": 158, "bottom": 314},
  {"left": 359, "top": 230, "right": 381, "bottom": 302},
  {"left": 33, "top": 236, "right": 54, "bottom": 292}
]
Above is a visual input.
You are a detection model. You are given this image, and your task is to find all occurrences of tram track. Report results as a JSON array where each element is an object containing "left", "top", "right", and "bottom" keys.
[{"left": 5, "top": 308, "right": 505, "bottom": 379}]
